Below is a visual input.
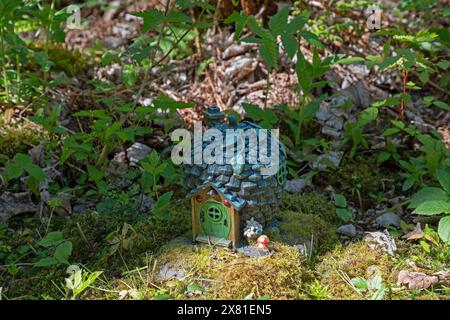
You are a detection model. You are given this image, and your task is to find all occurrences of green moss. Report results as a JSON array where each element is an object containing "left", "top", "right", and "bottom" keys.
[
  {"left": 281, "top": 192, "right": 338, "bottom": 224},
  {"left": 316, "top": 242, "right": 397, "bottom": 300},
  {"left": 268, "top": 211, "right": 338, "bottom": 254},
  {"left": 0, "top": 124, "right": 47, "bottom": 158},
  {"left": 317, "top": 156, "right": 384, "bottom": 206},
  {"left": 58, "top": 199, "right": 191, "bottom": 275},
  {"left": 150, "top": 242, "right": 310, "bottom": 300},
  {"left": 29, "top": 43, "right": 91, "bottom": 77}
]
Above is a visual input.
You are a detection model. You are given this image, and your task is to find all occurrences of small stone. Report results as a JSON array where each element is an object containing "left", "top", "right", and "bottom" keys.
[
  {"left": 127, "top": 143, "right": 151, "bottom": 164},
  {"left": 336, "top": 224, "right": 357, "bottom": 237},
  {"left": 156, "top": 264, "right": 185, "bottom": 281},
  {"left": 284, "top": 179, "right": 307, "bottom": 193},
  {"left": 375, "top": 212, "right": 401, "bottom": 228}
]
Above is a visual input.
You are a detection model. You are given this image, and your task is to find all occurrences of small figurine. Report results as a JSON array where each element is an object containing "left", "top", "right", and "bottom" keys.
[
  {"left": 257, "top": 235, "right": 270, "bottom": 250},
  {"left": 243, "top": 218, "right": 264, "bottom": 240},
  {"left": 186, "top": 106, "right": 287, "bottom": 249}
]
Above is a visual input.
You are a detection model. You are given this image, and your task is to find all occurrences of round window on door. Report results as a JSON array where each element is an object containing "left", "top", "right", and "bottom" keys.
[
  {"left": 277, "top": 162, "right": 287, "bottom": 185},
  {"left": 199, "top": 200, "right": 231, "bottom": 239}
]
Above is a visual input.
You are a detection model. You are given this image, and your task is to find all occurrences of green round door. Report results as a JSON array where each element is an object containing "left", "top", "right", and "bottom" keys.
[{"left": 199, "top": 200, "right": 231, "bottom": 239}]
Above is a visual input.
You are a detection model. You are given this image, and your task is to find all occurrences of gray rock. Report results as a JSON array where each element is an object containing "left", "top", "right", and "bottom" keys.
[
  {"left": 375, "top": 212, "right": 401, "bottom": 228},
  {"left": 156, "top": 264, "right": 186, "bottom": 281},
  {"left": 127, "top": 142, "right": 151, "bottom": 164},
  {"left": 139, "top": 196, "right": 156, "bottom": 212},
  {"left": 0, "top": 192, "right": 37, "bottom": 222},
  {"left": 336, "top": 224, "right": 357, "bottom": 237},
  {"left": 284, "top": 179, "right": 307, "bottom": 193},
  {"left": 237, "top": 246, "right": 270, "bottom": 258}
]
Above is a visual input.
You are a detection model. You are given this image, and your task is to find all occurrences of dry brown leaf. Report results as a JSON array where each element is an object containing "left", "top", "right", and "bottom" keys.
[
  {"left": 397, "top": 270, "right": 449, "bottom": 290},
  {"left": 402, "top": 222, "right": 424, "bottom": 241}
]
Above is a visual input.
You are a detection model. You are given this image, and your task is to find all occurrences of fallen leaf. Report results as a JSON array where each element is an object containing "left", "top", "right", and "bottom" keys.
[
  {"left": 397, "top": 270, "right": 448, "bottom": 290},
  {"left": 402, "top": 222, "right": 423, "bottom": 241}
]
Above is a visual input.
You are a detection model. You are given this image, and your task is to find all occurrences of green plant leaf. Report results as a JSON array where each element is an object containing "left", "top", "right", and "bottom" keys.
[
  {"left": 336, "top": 57, "right": 365, "bottom": 64},
  {"left": 334, "top": 194, "right": 347, "bottom": 208},
  {"left": 54, "top": 241, "right": 72, "bottom": 264},
  {"left": 268, "top": 5, "right": 289, "bottom": 35},
  {"left": 409, "top": 187, "right": 448, "bottom": 209},
  {"left": 152, "top": 294, "right": 171, "bottom": 300},
  {"left": 38, "top": 231, "right": 64, "bottom": 247},
  {"left": 438, "top": 216, "right": 450, "bottom": 242},
  {"left": 336, "top": 208, "right": 352, "bottom": 222},
  {"left": 24, "top": 163, "right": 45, "bottom": 182},
  {"left": 413, "top": 200, "right": 450, "bottom": 215},
  {"left": 281, "top": 32, "right": 297, "bottom": 59},
  {"left": 34, "top": 257, "right": 58, "bottom": 267},
  {"left": 299, "top": 30, "right": 323, "bottom": 48},
  {"left": 436, "top": 168, "right": 450, "bottom": 194}
]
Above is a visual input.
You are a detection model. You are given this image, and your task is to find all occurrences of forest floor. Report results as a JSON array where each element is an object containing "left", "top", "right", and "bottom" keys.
[{"left": 0, "top": 0, "right": 449, "bottom": 300}]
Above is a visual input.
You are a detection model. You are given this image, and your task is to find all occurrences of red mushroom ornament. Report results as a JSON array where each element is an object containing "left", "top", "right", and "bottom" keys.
[{"left": 257, "top": 235, "right": 270, "bottom": 250}]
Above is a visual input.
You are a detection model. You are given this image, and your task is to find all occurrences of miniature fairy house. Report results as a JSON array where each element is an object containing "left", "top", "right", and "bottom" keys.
[{"left": 185, "top": 106, "right": 287, "bottom": 248}]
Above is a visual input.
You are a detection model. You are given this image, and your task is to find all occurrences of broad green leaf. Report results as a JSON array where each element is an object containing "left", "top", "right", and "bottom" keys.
[
  {"left": 436, "top": 168, "right": 450, "bottom": 194},
  {"left": 38, "top": 231, "right": 64, "bottom": 247},
  {"left": 438, "top": 216, "right": 450, "bottom": 242},
  {"left": 434, "top": 100, "right": 450, "bottom": 111},
  {"left": 336, "top": 208, "right": 352, "bottom": 222},
  {"left": 413, "top": 200, "right": 450, "bottom": 215},
  {"left": 334, "top": 194, "right": 347, "bottom": 208},
  {"left": 24, "top": 163, "right": 45, "bottom": 182},
  {"left": 34, "top": 257, "right": 58, "bottom": 267},
  {"left": 409, "top": 187, "right": 448, "bottom": 209},
  {"left": 54, "top": 241, "right": 73, "bottom": 264},
  {"left": 377, "top": 152, "right": 391, "bottom": 163},
  {"left": 5, "top": 163, "right": 23, "bottom": 179}
]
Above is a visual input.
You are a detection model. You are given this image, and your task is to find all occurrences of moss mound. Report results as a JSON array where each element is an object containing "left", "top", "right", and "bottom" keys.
[
  {"left": 153, "top": 242, "right": 310, "bottom": 300},
  {"left": 29, "top": 43, "right": 91, "bottom": 77},
  {"left": 316, "top": 156, "right": 384, "bottom": 206},
  {"left": 281, "top": 192, "right": 338, "bottom": 224},
  {"left": 0, "top": 124, "right": 47, "bottom": 158},
  {"left": 316, "top": 241, "right": 397, "bottom": 300},
  {"left": 268, "top": 211, "right": 337, "bottom": 254}
]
